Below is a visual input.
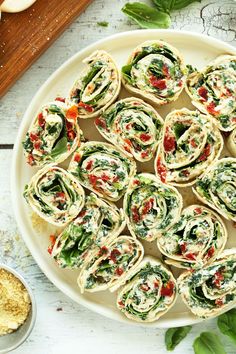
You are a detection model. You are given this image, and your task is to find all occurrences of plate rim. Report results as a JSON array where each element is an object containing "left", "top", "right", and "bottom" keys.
[{"left": 11, "top": 29, "right": 236, "bottom": 328}]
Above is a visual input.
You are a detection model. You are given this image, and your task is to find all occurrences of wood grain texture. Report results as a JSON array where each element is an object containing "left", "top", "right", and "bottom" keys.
[
  {"left": 0, "top": 1, "right": 236, "bottom": 353},
  {"left": 0, "top": 0, "right": 93, "bottom": 97}
]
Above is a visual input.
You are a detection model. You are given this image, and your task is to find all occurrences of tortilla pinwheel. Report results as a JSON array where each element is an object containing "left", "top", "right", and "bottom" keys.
[
  {"left": 186, "top": 55, "right": 236, "bottom": 131},
  {"left": 22, "top": 100, "right": 82, "bottom": 167},
  {"left": 68, "top": 141, "right": 136, "bottom": 202},
  {"left": 154, "top": 109, "right": 223, "bottom": 187},
  {"left": 23, "top": 165, "right": 85, "bottom": 226},
  {"left": 95, "top": 97, "right": 163, "bottom": 162},
  {"left": 157, "top": 205, "right": 227, "bottom": 269},
  {"left": 68, "top": 50, "right": 121, "bottom": 119},
  {"left": 78, "top": 235, "right": 144, "bottom": 293},
  {"left": 226, "top": 128, "right": 236, "bottom": 157},
  {"left": 121, "top": 40, "right": 186, "bottom": 106},
  {"left": 117, "top": 256, "right": 177, "bottom": 323},
  {"left": 51, "top": 193, "right": 126, "bottom": 268},
  {"left": 123, "top": 173, "right": 183, "bottom": 242},
  {"left": 193, "top": 158, "right": 236, "bottom": 221},
  {"left": 178, "top": 249, "right": 236, "bottom": 318}
]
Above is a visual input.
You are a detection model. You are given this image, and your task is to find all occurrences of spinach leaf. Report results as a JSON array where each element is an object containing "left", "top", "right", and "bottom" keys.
[
  {"left": 152, "top": 0, "right": 175, "bottom": 13},
  {"left": 193, "top": 332, "right": 226, "bottom": 354},
  {"left": 218, "top": 308, "right": 236, "bottom": 345},
  {"left": 174, "top": 122, "right": 188, "bottom": 139},
  {"left": 152, "top": 0, "right": 201, "bottom": 13},
  {"left": 51, "top": 137, "right": 68, "bottom": 158},
  {"left": 186, "top": 64, "right": 198, "bottom": 75},
  {"left": 121, "top": 64, "right": 133, "bottom": 84},
  {"left": 86, "top": 83, "right": 110, "bottom": 106},
  {"left": 82, "top": 61, "right": 103, "bottom": 91},
  {"left": 122, "top": 2, "right": 171, "bottom": 29},
  {"left": 165, "top": 325, "right": 192, "bottom": 351}
]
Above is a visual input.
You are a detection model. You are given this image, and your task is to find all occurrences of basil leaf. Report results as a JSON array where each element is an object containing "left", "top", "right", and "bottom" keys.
[
  {"left": 121, "top": 64, "right": 133, "bottom": 84},
  {"left": 218, "top": 308, "right": 236, "bottom": 345},
  {"left": 193, "top": 332, "right": 226, "bottom": 354},
  {"left": 186, "top": 63, "right": 197, "bottom": 75},
  {"left": 152, "top": 0, "right": 201, "bottom": 13},
  {"left": 51, "top": 136, "right": 68, "bottom": 158},
  {"left": 152, "top": 0, "right": 175, "bottom": 13},
  {"left": 82, "top": 62, "right": 103, "bottom": 90},
  {"left": 165, "top": 325, "right": 192, "bottom": 351},
  {"left": 122, "top": 2, "right": 171, "bottom": 29},
  {"left": 173, "top": 0, "right": 201, "bottom": 10}
]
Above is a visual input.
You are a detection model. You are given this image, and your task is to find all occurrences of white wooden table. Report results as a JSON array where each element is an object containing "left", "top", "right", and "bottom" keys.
[{"left": 1, "top": 1, "right": 236, "bottom": 353}]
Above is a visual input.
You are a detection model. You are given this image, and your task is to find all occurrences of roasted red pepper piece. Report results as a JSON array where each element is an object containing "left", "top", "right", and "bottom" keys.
[
  {"left": 198, "top": 144, "right": 211, "bottom": 162},
  {"left": 131, "top": 206, "right": 140, "bottom": 223},
  {"left": 73, "top": 153, "right": 81, "bottom": 162},
  {"left": 149, "top": 75, "right": 167, "bottom": 90},
  {"left": 115, "top": 267, "right": 124, "bottom": 276},
  {"left": 207, "top": 102, "right": 218, "bottom": 115},
  {"left": 198, "top": 87, "right": 208, "bottom": 101},
  {"left": 213, "top": 271, "right": 224, "bottom": 288},
  {"left": 78, "top": 101, "right": 94, "bottom": 113},
  {"left": 110, "top": 249, "right": 121, "bottom": 263},
  {"left": 161, "top": 281, "right": 175, "bottom": 297},
  {"left": 66, "top": 106, "right": 78, "bottom": 121},
  {"left": 156, "top": 157, "right": 167, "bottom": 183},
  {"left": 55, "top": 97, "right": 66, "bottom": 103},
  {"left": 86, "top": 160, "right": 93, "bottom": 170},
  {"left": 48, "top": 234, "right": 56, "bottom": 255},
  {"left": 194, "top": 207, "right": 202, "bottom": 215},
  {"left": 38, "top": 112, "right": 45, "bottom": 128},
  {"left": 163, "top": 129, "right": 176, "bottom": 152},
  {"left": 207, "top": 246, "right": 215, "bottom": 259},
  {"left": 95, "top": 117, "right": 106, "bottom": 129},
  {"left": 140, "top": 133, "right": 151, "bottom": 142}
]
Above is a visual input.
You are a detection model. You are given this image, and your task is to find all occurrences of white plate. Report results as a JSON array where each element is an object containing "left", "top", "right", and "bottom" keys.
[{"left": 11, "top": 30, "right": 236, "bottom": 328}]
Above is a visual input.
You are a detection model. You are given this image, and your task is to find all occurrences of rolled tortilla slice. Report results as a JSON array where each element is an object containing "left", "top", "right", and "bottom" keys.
[
  {"left": 68, "top": 141, "right": 136, "bottom": 202},
  {"left": 24, "top": 164, "right": 85, "bottom": 226},
  {"left": 95, "top": 97, "right": 163, "bottom": 162},
  {"left": 117, "top": 256, "right": 177, "bottom": 323},
  {"left": 226, "top": 128, "right": 236, "bottom": 157},
  {"left": 154, "top": 109, "right": 223, "bottom": 187},
  {"left": 157, "top": 205, "right": 227, "bottom": 269},
  {"left": 178, "top": 249, "right": 236, "bottom": 318},
  {"left": 193, "top": 158, "right": 236, "bottom": 221},
  {"left": 123, "top": 173, "right": 183, "bottom": 242},
  {"left": 68, "top": 50, "right": 121, "bottom": 119},
  {"left": 186, "top": 55, "right": 236, "bottom": 131},
  {"left": 121, "top": 40, "right": 186, "bottom": 106},
  {"left": 51, "top": 193, "right": 126, "bottom": 268},
  {"left": 78, "top": 235, "right": 144, "bottom": 293},
  {"left": 22, "top": 100, "right": 82, "bottom": 167}
]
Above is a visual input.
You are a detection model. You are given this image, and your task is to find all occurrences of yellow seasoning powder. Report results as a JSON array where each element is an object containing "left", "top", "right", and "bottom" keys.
[{"left": 0, "top": 268, "right": 31, "bottom": 336}]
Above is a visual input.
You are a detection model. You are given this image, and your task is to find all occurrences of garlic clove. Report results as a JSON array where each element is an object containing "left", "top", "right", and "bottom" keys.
[{"left": 1, "top": 0, "right": 36, "bottom": 13}]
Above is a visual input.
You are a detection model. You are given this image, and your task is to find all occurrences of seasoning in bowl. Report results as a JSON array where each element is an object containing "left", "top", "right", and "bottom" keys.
[{"left": 0, "top": 268, "right": 31, "bottom": 336}]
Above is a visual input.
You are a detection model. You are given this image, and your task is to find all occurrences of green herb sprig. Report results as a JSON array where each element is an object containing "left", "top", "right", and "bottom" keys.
[
  {"left": 165, "top": 326, "right": 192, "bottom": 351},
  {"left": 164, "top": 308, "right": 236, "bottom": 352},
  {"left": 122, "top": 0, "right": 201, "bottom": 29},
  {"left": 218, "top": 309, "right": 236, "bottom": 345},
  {"left": 193, "top": 332, "right": 226, "bottom": 354}
]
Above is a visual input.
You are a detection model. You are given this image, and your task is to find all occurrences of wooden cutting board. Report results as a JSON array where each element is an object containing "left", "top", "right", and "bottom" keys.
[{"left": 0, "top": 0, "right": 93, "bottom": 97}]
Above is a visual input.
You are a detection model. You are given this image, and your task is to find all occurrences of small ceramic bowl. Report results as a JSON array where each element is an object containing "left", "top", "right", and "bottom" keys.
[{"left": 0, "top": 264, "right": 36, "bottom": 354}]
